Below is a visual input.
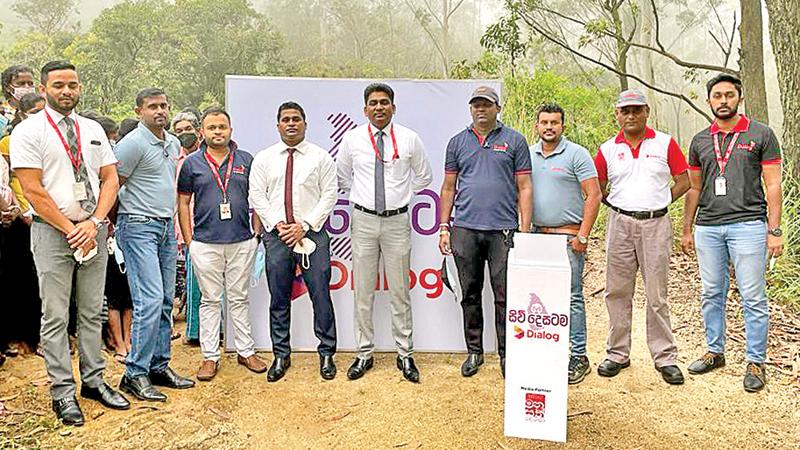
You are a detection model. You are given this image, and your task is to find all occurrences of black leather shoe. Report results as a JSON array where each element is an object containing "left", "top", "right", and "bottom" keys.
[
  {"left": 500, "top": 357, "right": 506, "bottom": 379},
  {"left": 119, "top": 375, "right": 167, "bottom": 402},
  {"left": 688, "top": 352, "right": 726, "bottom": 375},
  {"left": 597, "top": 359, "right": 630, "bottom": 377},
  {"left": 150, "top": 367, "right": 195, "bottom": 389},
  {"left": 657, "top": 365, "right": 685, "bottom": 385},
  {"left": 744, "top": 363, "right": 767, "bottom": 392},
  {"left": 346, "top": 356, "right": 373, "bottom": 380},
  {"left": 267, "top": 356, "right": 291, "bottom": 382},
  {"left": 461, "top": 353, "right": 484, "bottom": 377},
  {"left": 52, "top": 397, "right": 84, "bottom": 426},
  {"left": 396, "top": 356, "right": 420, "bottom": 383},
  {"left": 320, "top": 355, "right": 336, "bottom": 380},
  {"left": 80, "top": 382, "right": 131, "bottom": 410}
]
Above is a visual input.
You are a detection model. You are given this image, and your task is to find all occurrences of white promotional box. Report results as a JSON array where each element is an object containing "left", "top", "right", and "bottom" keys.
[{"left": 504, "top": 233, "right": 571, "bottom": 442}]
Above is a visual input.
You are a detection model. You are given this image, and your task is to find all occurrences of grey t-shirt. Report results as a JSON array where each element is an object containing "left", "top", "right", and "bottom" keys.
[
  {"left": 688, "top": 115, "right": 781, "bottom": 226},
  {"left": 531, "top": 138, "right": 597, "bottom": 227}
]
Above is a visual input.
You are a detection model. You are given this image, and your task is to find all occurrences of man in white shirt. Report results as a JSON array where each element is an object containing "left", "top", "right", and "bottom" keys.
[
  {"left": 337, "top": 83, "right": 433, "bottom": 383},
  {"left": 11, "top": 60, "right": 129, "bottom": 426},
  {"left": 250, "top": 102, "right": 339, "bottom": 382}
]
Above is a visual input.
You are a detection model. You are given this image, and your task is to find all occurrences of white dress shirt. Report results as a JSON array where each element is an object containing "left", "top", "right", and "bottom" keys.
[
  {"left": 337, "top": 122, "right": 433, "bottom": 210},
  {"left": 249, "top": 139, "right": 338, "bottom": 232},
  {"left": 10, "top": 104, "right": 116, "bottom": 221}
]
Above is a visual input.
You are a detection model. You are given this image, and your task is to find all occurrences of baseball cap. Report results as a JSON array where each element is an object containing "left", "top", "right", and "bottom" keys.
[
  {"left": 469, "top": 86, "right": 500, "bottom": 105},
  {"left": 615, "top": 89, "right": 648, "bottom": 108}
]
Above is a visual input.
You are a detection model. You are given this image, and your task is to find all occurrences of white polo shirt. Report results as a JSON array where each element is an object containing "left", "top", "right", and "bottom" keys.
[
  {"left": 594, "top": 127, "right": 688, "bottom": 211},
  {"left": 10, "top": 105, "right": 116, "bottom": 221}
]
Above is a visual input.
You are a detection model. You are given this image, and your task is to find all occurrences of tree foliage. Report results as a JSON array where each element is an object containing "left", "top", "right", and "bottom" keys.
[{"left": 11, "top": 0, "right": 78, "bottom": 35}]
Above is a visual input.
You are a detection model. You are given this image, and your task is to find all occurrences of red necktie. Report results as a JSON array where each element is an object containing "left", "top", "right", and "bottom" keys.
[{"left": 284, "top": 148, "right": 295, "bottom": 224}]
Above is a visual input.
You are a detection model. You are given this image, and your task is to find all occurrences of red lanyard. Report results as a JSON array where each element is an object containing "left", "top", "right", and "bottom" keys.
[
  {"left": 368, "top": 124, "right": 399, "bottom": 163},
  {"left": 45, "top": 110, "right": 82, "bottom": 173},
  {"left": 712, "top": 131, "right": 740, "bottom": 176},
  {"left": 203, "top": 149, "right": 235, "bottom": 202},
  {"left": 471, "top": 127, "right": 486, "bottom": 146}
]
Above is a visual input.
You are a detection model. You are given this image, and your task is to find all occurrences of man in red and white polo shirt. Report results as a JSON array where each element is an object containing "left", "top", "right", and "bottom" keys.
[{"left": 594, "top": 90, "right": 690, "bottom": 385}]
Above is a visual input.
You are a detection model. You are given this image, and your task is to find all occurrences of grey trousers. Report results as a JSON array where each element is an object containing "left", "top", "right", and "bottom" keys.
[
  {"left": 31, "top": 221, "right": 108, "bottom": 400},
  {"left": 351, "top": 208, "right": 413, "bottom": 358},
  {"left": 604, "top": 210, "right": 678, "bottom": 368}
]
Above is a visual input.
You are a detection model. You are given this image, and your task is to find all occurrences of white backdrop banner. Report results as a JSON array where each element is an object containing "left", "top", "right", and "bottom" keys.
[{"left": 224, "top": 76, "right": 503, "bottom": 352}]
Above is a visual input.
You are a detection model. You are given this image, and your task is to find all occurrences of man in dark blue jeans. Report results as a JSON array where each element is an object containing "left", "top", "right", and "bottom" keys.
[
  {"left": 250, "top": 102, "right": 338, "bottom": 382},
  {"left": 438, "top": 86, "right": 533, "bottom": 378},
  {"left": 115, "top": 88, "right": 194, "bottom": 401}
]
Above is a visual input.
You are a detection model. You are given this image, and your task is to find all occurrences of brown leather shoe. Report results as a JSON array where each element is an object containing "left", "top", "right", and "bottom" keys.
[
  {"left": 238, "top": 354, "right": 268, "bottom": 373},
  {"left": 196, "top": 360, "right": 219, "bottom": 381}
]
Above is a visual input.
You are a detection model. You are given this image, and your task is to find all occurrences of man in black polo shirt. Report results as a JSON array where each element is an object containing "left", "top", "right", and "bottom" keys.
[
  {"left": 438, "top": 86, "right": 533, "bottom": 378},
  {"left": 682, "top": 74, "right": 783, "bottom": 392}
]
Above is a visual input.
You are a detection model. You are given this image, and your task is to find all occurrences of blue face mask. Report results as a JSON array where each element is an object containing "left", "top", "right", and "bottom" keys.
[{"left": 250, "top": 244, "right": 265, "bottom": 288}]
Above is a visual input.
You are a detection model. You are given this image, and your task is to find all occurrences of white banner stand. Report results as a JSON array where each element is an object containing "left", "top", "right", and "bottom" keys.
[{"left": 504, "top": 233, "right": 571, "bottom": 443}]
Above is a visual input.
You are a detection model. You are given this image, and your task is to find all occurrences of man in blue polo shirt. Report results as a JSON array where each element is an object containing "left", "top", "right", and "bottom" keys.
[
  {"left": 115, "top": 88, "right": 195, "bottom": 402},
  {"left": 439, "top": 86, "right": 533, "bottom": 378},
  {"left": 178, "top": 107, "right": 266, "bottom": 382},
  {"left": 530, "top": 103, "right": 602, "bottom": 385}
]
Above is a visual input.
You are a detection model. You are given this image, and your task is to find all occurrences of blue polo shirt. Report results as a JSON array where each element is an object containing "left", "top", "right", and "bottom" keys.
[
  {"left": 177, "top": 141, "right": 253, "bottom": 244},
  {"left": 531, "top": 137, "right": 597, "bottom": 227},
  {"left": 445, "top": 122, "right": 531, "bottom": 231},
  {"left": 115, "top": 122, "right": 181, "bottom": 218}
]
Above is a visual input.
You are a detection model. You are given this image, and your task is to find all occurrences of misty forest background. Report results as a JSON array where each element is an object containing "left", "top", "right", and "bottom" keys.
[{"left": 0, "top": 0, "right": 797, "bottom": 305}]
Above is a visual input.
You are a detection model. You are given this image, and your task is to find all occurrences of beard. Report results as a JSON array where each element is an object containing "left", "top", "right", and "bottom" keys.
[
  {"left": 45, "top": 92, "right": 79, "bottom": 114},
  {"left": 713, "top": 103, "right": 739, "bottom": 120}
]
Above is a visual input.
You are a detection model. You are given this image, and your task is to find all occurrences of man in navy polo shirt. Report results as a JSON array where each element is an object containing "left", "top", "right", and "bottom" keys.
[
  {"left": 438, "top": 86, "right": 533, "bottom": 378},
  {"left": 682, "top": 74, "right": 783, "bottom": 392},
  {"left": 177, "top": 107, "right": 266, "bottom": 382},
  {"left": 530, "top": 103, "right": 602, "bottom": 385}
]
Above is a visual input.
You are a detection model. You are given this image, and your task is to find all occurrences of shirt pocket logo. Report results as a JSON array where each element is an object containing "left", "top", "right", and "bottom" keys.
[{"left": 492, "top": 143, "right": 509, "bottom": 152}]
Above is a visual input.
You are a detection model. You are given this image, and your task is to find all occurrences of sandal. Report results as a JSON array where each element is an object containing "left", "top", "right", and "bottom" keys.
[
  {"left": 114, "top": 353, "right": 127, "bottom": 364},
  {"left": 171, "top": 331, "right": 182, "bottom": 341}
]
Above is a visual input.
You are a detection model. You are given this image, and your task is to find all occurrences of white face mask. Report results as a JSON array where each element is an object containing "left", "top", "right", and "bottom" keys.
[
  {"left": 12, "top": 86, "right": 36, "bottom": 101},
  {"left": 293, "top": 237, "right": 317, "bottom": 270}
]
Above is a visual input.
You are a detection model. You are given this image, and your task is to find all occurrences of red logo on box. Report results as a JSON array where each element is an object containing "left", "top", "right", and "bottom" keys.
[{"left": 525, "top": 393, "right": 546, "bottom": 422}]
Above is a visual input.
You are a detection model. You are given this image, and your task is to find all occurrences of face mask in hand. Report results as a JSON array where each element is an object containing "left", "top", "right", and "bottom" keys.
[
  {"left": 12, "top": 86, "right": 35, "bottom": 101},
  {"left": 177, "top": 132, "right": 198, "bottom": 149},
  {"left": 293, "top": 237, "right": 317, "bottom": 270},
  {"left": 250, "top": 244, "right": 266, "bottom": 288}
]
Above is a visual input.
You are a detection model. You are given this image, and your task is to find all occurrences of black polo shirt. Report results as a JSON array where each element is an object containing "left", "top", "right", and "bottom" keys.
[{"left": 688, "top": 115, "right": 781, "bottom": 226}]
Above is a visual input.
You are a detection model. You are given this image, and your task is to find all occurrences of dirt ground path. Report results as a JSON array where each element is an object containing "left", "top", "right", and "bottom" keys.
[{"left": 1, "top": 244, "right": 799, "bottom": 449}]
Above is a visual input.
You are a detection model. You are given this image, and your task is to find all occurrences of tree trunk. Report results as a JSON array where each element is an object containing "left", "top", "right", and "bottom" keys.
[
  {"left": 764, "top": 0, "right": 799, "bottom": 178},
  {"left": 610, "top": 5, "right": 629, "bottom": 90},
  {"left": 739, "top": 0, "right": 770, "bottom": 124}
]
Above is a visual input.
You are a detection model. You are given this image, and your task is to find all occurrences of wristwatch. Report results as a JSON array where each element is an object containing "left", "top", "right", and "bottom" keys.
[
  {"left": 577, "top": 235, "right": 589, "bottom": 245},
  {"left": 768, "top": 227, "right": 782, "bottom": 237},
  {"left": 89, "top": 216, "right": 105, "bottom": 229}
]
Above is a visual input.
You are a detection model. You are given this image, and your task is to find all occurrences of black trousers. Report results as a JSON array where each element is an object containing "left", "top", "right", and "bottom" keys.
[
  {"left": 0, "top": 218, "right": 41, "bottom": 348},
  {"left": 264, "top": 229, "right": 337, "bottom": 358},
  {"left": 451, "top": 226, "right": 513, "bottom": 358}
]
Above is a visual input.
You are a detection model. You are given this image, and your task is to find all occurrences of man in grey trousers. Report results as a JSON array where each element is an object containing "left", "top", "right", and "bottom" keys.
[
  {"left": 337, "top": 83, "right": 432, "bottom": 383},
  {"left": 12, "top": 60, "right": 129, "bottom": 426}
]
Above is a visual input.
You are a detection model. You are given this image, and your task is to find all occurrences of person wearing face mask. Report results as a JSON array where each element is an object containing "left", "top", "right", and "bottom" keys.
[
  {"left": 1, "top": 65, "right": 36, "bottom": 137},
  {"left": 0, "top": 91, "right": 45, "bottom": 358},
  {"left": 171, "top": 111, "right": 202, "bottom": 346}
]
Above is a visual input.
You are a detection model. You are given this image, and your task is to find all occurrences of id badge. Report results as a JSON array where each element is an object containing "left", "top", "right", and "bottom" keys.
[
  {"left": 219, "top": 202, "right": 232, "bottom": 220},
  {"left": 73, "top": 182, "right": 88, "bottom": 201},
  {"left": 714, "top": 176, "right": 727, "bottom": 196}
]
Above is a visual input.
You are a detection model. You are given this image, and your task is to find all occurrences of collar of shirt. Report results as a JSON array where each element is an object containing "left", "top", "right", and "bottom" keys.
[
  {"left": 709, "top": 114, "right": 751, "bottom": 135},
  {"left": 43, "top": 104, "right": 79, "bottom": 125},
  {"left": 198, "top": 139, "right": 240, "bottom": 154},
  {"left": 369, "top": 122, "right": 393, "bottom": 137},
  {"left": 137, "top": 121, "right": 169, "bottom": 145},
  {"left": 281, "top": 139, "right": 310, "bottom": 155},
  {"left": 533, "top": 136, "right": 568, "bottom": 157},
  {"left": 614, "top": 126, "right": 656, "bottom": 145}
]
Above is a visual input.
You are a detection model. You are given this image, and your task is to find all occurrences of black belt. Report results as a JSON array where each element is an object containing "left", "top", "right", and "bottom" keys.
[
  {"left": 608, "top": 204, "right": 668, "bottom": 220},
  {"left": 354, "top": 203, "right": 408, "bottom": 218}
]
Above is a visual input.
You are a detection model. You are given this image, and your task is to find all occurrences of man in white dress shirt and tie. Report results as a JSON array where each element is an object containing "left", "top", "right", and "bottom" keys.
[
  {"left": 337, "top": 83, "right": 433, "bottom": 383},
  {"left": 250, "top": 102, "right": 339, "bottom": 382}
]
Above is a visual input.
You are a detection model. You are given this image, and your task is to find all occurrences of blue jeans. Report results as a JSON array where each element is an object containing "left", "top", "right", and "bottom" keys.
[
  {"left": 117, "top": 214, "right": 177, "bottom": 378},
  {"left": 567, "top": 244, "right": 587, "bottom": 356},
  {"left": 694, "top": 220, "right": 769, "bottom": 363}
]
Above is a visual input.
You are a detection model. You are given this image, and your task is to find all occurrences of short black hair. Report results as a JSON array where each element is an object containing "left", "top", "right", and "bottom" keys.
[
  {"left": 706, "top": 74, "right": 743, "bottom": 97},
  {"left": 277, "top": 101, "right": 306, "bottom": 122},
  {"left": 40, "top": 60, "right": 76, "bottom": 84},
  {"left": 2, "top": 65, "right": 35, "bottom": 100},
  {"left": 95, "top": 116, "right": 119, "bottom": 138},
  {"left": 19, "top": 92, "right": 44, "bottom": 112},
  {"left": 200, "top": 106, "right": 231, "bottom": 125},
  {"left": 118, "top": 118, "right": 139, "bottom": 139},
  {"left": 363, "top": 83, "right": 394, "bottom": 105},
  {"left": 135, "top": 87, "right": 167, "bottom": 107},
  {"left": 536, "top": 103, "right": 566, "bottom": 125}
]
